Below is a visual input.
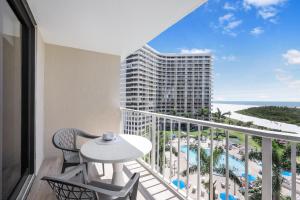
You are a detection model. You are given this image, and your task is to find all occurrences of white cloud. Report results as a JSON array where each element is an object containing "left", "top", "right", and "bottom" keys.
[
  {"left": 244, "top": 0, "right": 286, "bottom": 7},
  {"left": 219, "top": 13, "right": 234, "bottom": 24},
  {"left": 224, "top": 2, "right": 236, "bottom": 10},
  {"left": 243, "top": 0, "right": 286, "bottom": 22},
  {"left": 250, "top": 27, "right": 264, "bottom": 36},
  {"left": 258, "top": 7, "right": 277, "bottom": 19},
  {"left": 180, "top": 48, "right": 212, "bottom": 54},
  {"left": 224, "top": 20, "right": 243, "bottom": 30},
  {"left": 221, "top": 55, "right": 237, "bottom": 61},
  {"left": 275, "top": 69, "right": 300, "bottom": 91},
  {"left": 282, "top": 49, "right": 300, "bottom": 65},
  {"left": 217, "top": 13, "right": 242, "bottom": 37}
]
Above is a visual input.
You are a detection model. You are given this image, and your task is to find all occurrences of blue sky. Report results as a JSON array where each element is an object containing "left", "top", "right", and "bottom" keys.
[{"left": 148, "top": 0, "right": 300, "bottom": 102}]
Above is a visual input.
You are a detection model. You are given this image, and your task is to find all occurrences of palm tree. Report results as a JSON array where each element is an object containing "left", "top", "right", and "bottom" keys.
[
  {"left": 213, "top": 108, "right": 231, "bottom": 123},
  {"left": 248, "top": 141, "right": 290, "bottom": 200},
  {"left": 245, "top": 121, "right": 254, "bottom": 127},
  {"left": 156, "top": 130, "right": 171, "bottom": 173},
  {"left": 197, "top": 108, "right": 210, "bottom": 120},
  {"left": 181, "top": 145, "right": 223, "bottom": 199},
  {"left": 215, "top": 167, "right": 242, "bottom": 195},
  {"left": 182, "top": 145, "right": 224, "bottom": 175}
]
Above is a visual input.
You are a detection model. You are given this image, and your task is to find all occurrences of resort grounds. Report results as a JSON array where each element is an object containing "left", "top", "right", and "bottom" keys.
[{"left": 156, "top": 130, "right": 300, "bottom": 200}]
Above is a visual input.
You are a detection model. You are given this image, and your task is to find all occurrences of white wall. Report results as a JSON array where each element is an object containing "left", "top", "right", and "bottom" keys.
[
  {"left": 35, "top": 29, "right": 45, "bottom": 174},
  {"left": 44, "top": 44, "right": 121, "bottom": 158}
]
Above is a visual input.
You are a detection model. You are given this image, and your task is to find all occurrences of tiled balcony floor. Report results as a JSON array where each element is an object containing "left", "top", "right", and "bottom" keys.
[{"left": 26, "top": 158, "right": 182, "bottom": 200}]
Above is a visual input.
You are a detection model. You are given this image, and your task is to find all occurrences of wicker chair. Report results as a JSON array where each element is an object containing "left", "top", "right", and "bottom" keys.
[
  {"left": 52, "top": 128, "right": 104, "bottom": 174},
  {"left": 42, "top": 164, "right": 140, "bottom": 200}
]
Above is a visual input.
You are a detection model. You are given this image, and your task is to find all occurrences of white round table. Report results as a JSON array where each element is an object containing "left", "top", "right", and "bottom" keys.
[{"left": 80, "top": 134, "right": 152, "bottom": 186}]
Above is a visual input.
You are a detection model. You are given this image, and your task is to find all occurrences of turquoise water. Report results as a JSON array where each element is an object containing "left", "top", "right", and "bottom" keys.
[
  {"left": 220, "top": 192, "right": 237, "bottom": 200},
  {"left": 282, "top": 171, "right": 292, "bottom": 177},
  {"left": 180, "top": 146, "right": 257, "bottom": 177},
  {"left": 172, "top": 179, "right": 185, "bottom": 189}
]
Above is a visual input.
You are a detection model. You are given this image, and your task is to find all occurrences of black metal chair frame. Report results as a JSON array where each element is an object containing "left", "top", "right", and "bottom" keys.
[
  {"left": 52, "top": 128, "right": 105, "bottom": 174},
  {"left": 42, "top": 164, "right": 140, "bottom": 200}
]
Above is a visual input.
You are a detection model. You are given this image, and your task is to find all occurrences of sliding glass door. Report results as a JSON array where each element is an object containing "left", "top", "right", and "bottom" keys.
[
  {"left": 0, "top": 0, "right": 35, "bottom": 199},
  {"left": 2, "top": 1, "right": 22, "bottom": 198}
]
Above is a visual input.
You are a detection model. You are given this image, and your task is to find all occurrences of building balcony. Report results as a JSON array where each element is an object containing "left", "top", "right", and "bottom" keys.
[{"left": 27, "top": 108, "right": 300, "bottom": 200}]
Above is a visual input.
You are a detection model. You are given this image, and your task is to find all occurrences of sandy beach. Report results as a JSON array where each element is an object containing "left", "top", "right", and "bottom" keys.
[{"left": 212, "top": 103, "right": 300, "bottom": 134}]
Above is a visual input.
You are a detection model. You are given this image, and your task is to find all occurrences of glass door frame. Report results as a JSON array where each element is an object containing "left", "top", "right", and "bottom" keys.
[{"left": 1, "top": 0, "right": 36, "bottom": 198}]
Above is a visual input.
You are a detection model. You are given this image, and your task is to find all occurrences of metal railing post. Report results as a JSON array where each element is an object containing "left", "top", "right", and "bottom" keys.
[
  {"left": 177, "top": 121, "right": 181, "bottom": 191},
  {"left": 170, "top": 119, "right": 173, "bottom": 181},
  {"left": 209, "top": 128, "right": 214, "bottom": 200},
  {"left": 245, "top": 134, "right": 249, "bottom": 200},
  {"left": 226, "top": 130, "right": 229, "bottom": 200},
  {"left": 291, "top": 142, "right": 297, "bottom": 200},
  {"left": 186, "top": 123, "right": 190, "bottom": 198},
  {"left": 197, "top": 125, "right": 202, "bottom": 200},
  {"left": 151, "top": 115, "right": 156, "bottom": 170},
  {"left": 262, "top": 137, "right": 272, "bottom": 200},
  {"left": 162, "top": 117, "right": 166, "bottom": 177}
]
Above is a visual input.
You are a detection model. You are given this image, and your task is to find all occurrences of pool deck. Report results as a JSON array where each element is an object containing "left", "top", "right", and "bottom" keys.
[{"left": 167, "top": 137, "right": 300, "bottom": 200}]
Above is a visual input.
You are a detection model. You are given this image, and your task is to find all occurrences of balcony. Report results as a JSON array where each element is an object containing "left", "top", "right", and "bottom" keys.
[
  {"left": 2, "top": 0, "right": 298, "bottom": 199},
  {"left": 120, "top": 108, "right": 300, "bottom": 200},
  {"left": 27, "top": 108, "right": 300, "bottom": 200}
]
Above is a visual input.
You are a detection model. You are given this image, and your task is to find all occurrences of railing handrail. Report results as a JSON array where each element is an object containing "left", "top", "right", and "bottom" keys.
[{"left": 120, "top": 107, "right": 300, "bottom": 142}]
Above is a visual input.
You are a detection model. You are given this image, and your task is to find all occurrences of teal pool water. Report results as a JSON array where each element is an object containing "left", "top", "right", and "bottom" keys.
[
  {"left": 282, "top": 171, "right": 292, "bottom": 177},
  {"left": 180, "top": 146, "right": 257, "bottom": 177},
  {"left": 172, "top": 179, "right": 185, "bottom": 189}
]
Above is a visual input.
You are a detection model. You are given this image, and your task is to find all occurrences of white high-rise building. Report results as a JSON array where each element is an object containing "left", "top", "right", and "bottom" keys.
[{"left": 121, "top": 45, "right": 212, "bottom": 134}]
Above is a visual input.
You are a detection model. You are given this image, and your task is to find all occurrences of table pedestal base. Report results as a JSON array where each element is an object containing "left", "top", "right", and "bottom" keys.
[{"left": 112, "top": 163, "right": 125, "bottom": 186}]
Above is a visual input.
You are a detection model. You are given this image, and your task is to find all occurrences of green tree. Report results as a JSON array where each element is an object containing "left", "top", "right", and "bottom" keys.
[
  {"left": 248, "top": 141, "right": 291, "bottom": 200},
  {"left": 197, "top": 108, "right": 210, "bottom": 120},
  {"left": 245, "top": 121, "right": 254, "bottom": 127},
  {"left": 181, "top": 146, "right": 223, "bottom": 199},
  {"left": 213, "top": 108, "right": 231, "bottom": 123}
]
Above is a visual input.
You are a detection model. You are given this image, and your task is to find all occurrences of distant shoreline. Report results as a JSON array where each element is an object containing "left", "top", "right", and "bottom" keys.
[
  {"left": 213, "top": 101, "right": 300, "bottom": 108},
  {"left": 212, "top": 103, "right": 300, "bottom": 134}
]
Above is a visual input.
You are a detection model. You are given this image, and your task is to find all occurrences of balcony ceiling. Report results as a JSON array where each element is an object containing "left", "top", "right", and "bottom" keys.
[{"left": 27, "top": 0, "right": 206, "bottom": 59}]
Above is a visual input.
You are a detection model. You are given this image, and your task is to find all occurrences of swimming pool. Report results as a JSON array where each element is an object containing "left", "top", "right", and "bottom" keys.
[
  {"left": 180, "top": 145, "right": 258, "bottom": 177},
  {"left": 172, "top": 179, "right": 186, "bottom": 189},
  {"left": 282, "top": 170, "right": 292, "bottom": 177}
]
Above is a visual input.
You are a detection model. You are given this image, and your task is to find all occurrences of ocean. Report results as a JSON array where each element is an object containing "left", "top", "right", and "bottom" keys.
[{"left": 213, "top": 101, "right": 300, "bottom": 108}]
